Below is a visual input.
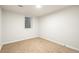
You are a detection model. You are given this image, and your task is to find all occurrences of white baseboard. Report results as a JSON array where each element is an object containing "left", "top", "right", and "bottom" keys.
[
  {"left": 39, "top": 35, "right": 79, "bottom": 51},
  {"left": 2, "top": 35, "right": 38, "bottom": 45}
]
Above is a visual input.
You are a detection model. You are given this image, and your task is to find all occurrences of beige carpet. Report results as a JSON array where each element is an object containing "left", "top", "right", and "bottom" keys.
[{"left": 1, "top": 37, "right": 79, "bottom": 53}]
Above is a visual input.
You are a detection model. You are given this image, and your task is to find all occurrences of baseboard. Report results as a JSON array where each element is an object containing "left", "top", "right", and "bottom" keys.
[
  {"left": 2, "top": 35, "right": 38, "bottom": 45},
  {"left": 39, "top": 35, "right": 79, "bottom": 51}
]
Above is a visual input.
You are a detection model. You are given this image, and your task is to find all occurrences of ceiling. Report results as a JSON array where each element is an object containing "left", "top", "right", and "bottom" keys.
[{"left": 0, "top": 5, "right": 69, "bottom": 17}]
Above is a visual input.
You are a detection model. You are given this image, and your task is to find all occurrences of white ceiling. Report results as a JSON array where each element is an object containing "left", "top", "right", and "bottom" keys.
[{"left": 0, "top": 5, "right": 69, "bottom": 17}]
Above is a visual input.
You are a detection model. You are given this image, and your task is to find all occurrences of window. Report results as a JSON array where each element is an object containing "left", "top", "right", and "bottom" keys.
[{"left": 25, "top": 16, "right": 31, "bottom": 28}]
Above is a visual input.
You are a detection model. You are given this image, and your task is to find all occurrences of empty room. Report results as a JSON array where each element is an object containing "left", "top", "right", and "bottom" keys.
[{"left": 0, "top": 5, "right": 79, "bottom": 53}]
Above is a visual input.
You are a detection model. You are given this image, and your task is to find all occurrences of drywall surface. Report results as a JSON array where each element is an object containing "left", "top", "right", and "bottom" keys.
[
  {"left": 39, "top": 6, "right": 79, "bottom": 50},
  {"left": 2, "top": 10, "right": 38, "bottom": 44},
  {"left": 0, "top": 8, "right": 2, "bottom": 50}
]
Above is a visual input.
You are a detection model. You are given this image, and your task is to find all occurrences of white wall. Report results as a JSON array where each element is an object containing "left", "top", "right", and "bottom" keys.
[
  {"left": 39, "top": 6, "right": 79, "bottom": 50},
  {"left": 2, "top": 10, "right": 38, "bottom": 44},
  {"left": 0, "top": 8, "right": 2, "bottom": 50}
]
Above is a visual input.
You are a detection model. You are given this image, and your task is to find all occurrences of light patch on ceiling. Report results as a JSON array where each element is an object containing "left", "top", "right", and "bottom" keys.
[{"left": 35, "top": 5, "right": 42, "bottom": 8}]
